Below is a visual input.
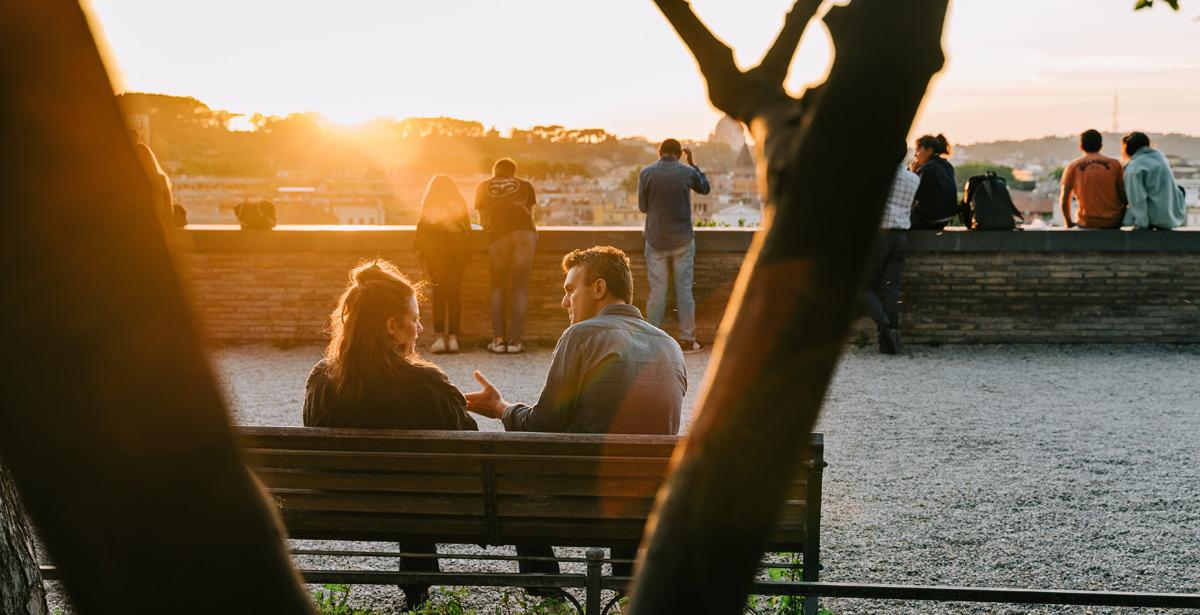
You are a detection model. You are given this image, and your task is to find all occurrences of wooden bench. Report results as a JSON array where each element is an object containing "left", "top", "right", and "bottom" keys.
[{"left": 238, "top": 426, "right": 826, "bottom": 615}]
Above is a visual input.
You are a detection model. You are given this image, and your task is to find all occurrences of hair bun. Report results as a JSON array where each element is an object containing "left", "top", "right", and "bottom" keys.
[{"left": 351, "top": 260, "right": 401, "bottom": 285}]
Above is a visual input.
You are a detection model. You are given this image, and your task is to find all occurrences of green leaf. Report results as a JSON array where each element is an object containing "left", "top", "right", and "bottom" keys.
[{"left": 1135, "top": 0, "right": 1182, "bottom": 9}]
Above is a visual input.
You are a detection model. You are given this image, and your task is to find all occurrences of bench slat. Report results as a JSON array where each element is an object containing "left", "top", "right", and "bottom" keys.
[
  {"left": 271, "top": 489, "right": 484, "bottom": 516},
  {"left": 256, "top": 469, "right": 485, "bottom": 495},
  {"left": 255, "top": 469, "right": 806, "bottom": 500},
  {"left": 248, "top": 450, "right": 673, "bottom": 477}
]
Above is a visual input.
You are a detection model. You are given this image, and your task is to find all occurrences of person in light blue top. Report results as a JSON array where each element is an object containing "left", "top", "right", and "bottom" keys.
[
  {"left": 1121, "top": 131, "right": 1187, "bottom": 230},
  {"left": 637, "top": 138, "right": 711, "bottom": 352}
]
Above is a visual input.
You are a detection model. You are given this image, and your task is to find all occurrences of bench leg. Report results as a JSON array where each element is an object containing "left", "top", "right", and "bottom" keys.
[
  {"left": 803, "top": 595, "right": 819, "bottom": 615},
  {"left": 585, "top": 547, "right": 604, "bottom": 615}
]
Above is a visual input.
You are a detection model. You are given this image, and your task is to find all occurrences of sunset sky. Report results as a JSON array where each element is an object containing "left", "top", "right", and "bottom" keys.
[{"left": 86, "top": 1, "right": 1200, "bottom": 144}]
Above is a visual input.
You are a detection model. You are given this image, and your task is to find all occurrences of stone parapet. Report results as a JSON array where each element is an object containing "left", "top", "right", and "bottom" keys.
[{"left": 174, "top": 226, "right": 1200, "bottom": 345}]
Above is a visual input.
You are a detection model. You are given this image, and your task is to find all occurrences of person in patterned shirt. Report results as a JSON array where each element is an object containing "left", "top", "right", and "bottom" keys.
[{"left": 865, "top": 163, "right": 918, "bottom": 354}]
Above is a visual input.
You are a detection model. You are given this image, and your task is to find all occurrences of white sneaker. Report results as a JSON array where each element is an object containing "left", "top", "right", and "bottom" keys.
[
  {"left": 506, "top": 341, "right": 524, "bottom": 354},
  {"left": 488, "top": 339, "right": 507, "bottom": 354},
  {"left": 447, "top": 335, "right": 459, "bottom": 353},
  {"left": 430, "top": 337, "right": 447, "bottom": 354}
]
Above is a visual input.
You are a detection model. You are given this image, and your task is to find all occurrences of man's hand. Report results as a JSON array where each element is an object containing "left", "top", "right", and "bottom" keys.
[
  {"left": 683, "top": 147, "right": 695, "bottom": 166},
  {"left": 465, "top": 370, "right": 508, "bottom": 419}
]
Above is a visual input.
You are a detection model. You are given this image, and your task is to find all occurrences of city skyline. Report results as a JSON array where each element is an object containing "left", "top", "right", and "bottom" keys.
[{"left": 86, "top": 1, "right": 1200, "bottom": 144}]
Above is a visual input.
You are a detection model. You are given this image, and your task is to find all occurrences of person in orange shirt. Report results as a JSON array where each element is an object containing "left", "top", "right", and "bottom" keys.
[{"left": 1060, "top": 129, "right": 1126, "bottom": 229}]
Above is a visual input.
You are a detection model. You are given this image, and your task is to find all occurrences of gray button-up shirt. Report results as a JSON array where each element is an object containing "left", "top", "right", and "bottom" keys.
[
  {"left": 501, "top": 304, "right": 686, "bottom": 435},
  {"left": 638, "top": 157, "right": 711, "bottom": 251}
]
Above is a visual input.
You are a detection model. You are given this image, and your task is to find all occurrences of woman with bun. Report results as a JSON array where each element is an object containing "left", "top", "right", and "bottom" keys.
[
  {"left": 303, "top": 259, "right": 477, "bottom": 609},
  {"left": 415, "top": 174, "right": 472, "bottom": 353},
  {"left": 909, "top": 133, "right": 959, "bottom": 230}
]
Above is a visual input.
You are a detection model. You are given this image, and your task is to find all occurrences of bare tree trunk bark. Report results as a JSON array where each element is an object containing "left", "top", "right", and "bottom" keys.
[
  {"left": 0, "top": 460, "right": 49, "bottom": 615},
  {"left": 0, "top": 2, "right": 314, "bottom": 612},
  {"left": 629, "top": 2, "right": 950, "bottom": 613}
]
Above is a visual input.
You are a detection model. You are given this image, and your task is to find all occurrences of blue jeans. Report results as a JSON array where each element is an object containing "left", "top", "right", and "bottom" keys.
[
  {"left": 488, "top": 230, "right": 536, "bottom": 341},
  {"left": 645, "top": 239, "right": 696, "bottom": 341}
]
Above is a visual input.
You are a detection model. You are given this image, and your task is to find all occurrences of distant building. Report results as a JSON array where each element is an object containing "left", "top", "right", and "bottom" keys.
[
  {"left": 709, "top": 115, "right": 747, "bottom": 151},
  {"left": 173, "top": 172, "right": 395, "bottom": 225},
  {"left": 1174, "top": 161, "right": 1200, "bottom": 226},
  {"left": 711, "top": 203, "right": 762, "bottom": 228},
  {"left": 732, "top": 145, "right": 760, "bottom": 208},
  {"left": 126, "top": 113, "right": 151, "bottom": 143}
]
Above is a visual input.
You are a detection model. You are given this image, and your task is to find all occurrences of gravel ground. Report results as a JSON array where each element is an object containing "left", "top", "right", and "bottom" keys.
[{"left": 43, "top": 343, "right": 1200, "bottom": 614}]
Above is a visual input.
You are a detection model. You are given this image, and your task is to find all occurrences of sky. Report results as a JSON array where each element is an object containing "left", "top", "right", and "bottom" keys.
[{"left": 85, "top": 1, "right": 1200, "bottom": 144}]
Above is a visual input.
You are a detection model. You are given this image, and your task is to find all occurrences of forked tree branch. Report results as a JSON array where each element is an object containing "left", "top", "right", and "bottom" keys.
[
  {"left": 653, "top": 0, "right": 754, "bottom": 120},
  {"left": 629, "top": 1, "right": 949, "bottom": 613},
  {"left": 753, "top": 0, "right": 824, "bottom": 86}
]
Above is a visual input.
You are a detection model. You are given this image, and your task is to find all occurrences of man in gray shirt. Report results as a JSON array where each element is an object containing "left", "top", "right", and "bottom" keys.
[
  {"left": 466, "top": 245, "right": 686, "bottom": 587},
  {"left": 638, "top": 138, "right": 710, "bottom": 352}
]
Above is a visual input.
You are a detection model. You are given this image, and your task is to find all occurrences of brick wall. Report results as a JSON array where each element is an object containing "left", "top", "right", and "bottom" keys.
[{"left": 177, "top": 226, "right": 1200, "bottom": 345}]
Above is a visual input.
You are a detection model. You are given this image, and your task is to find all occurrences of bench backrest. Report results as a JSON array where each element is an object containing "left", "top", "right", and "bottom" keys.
[{"left": 240, "top": 427, "right": 823, "bottom": 550}]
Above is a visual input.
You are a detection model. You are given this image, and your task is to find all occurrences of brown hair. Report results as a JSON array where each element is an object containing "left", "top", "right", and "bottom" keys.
[
  {"left": 915, "top": 133, "right": 952, "bottom": 157},
  {"left": 1122, "top": 131, "right": 1151, "bottom": 157},
  {"left": 561, "top": 246, "right": 634, "bottom": 304},
  {"left": 418, "top": 174, "right": 470, "bottom": 230},
  {"left": 324, "top": 260, "right": 425, "bottom": 404}
]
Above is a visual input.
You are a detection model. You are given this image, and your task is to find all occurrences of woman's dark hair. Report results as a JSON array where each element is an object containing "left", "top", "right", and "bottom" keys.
[
  {"left": 418, "top": 174, "right": 469, "bottom": 230},
  {"left": 324, "top": 260, "right": 426, "bottom": 404},
  {"left": 1080, "top": 129, "right": 1103, "bottom": 154},
  {"left": 1122, "top": 132, "right": 1151, "bottom": 157},
  {"left": 915, "top": 133, "right": 952, "bottom": 157}
]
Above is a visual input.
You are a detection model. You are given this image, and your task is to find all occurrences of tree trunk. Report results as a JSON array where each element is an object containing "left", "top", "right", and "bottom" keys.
[
  {"left": 0, "top": 460, "right": 48, "bottom": 615},
  {"left": 0, "top": 2, "right": 314, "bottom": 612},
  {"left": 629, "top": 2, "right": 949, "bottom": 613}
]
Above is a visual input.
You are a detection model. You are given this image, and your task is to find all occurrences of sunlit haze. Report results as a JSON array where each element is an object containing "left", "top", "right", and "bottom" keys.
[{"left": 87, "top": 1, "right": 1200, "bottom": 144}]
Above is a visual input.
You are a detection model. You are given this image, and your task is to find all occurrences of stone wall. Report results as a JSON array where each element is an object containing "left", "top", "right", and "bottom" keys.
[{"left": 175, "top": 226, "right": 1200, "bottom": 346}]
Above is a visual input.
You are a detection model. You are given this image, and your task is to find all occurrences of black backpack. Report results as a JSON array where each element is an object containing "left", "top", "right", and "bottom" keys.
[
  {"left": 234, "top": 200, "right": 277, "bottom": 230},
  {"left": 961, "top": 172, "right": 1023, "bottom": 231}
]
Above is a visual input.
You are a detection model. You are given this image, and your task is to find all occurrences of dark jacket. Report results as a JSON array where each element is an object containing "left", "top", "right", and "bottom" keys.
[
  {"left": 415, "top": 217, "right": 472, "bottom": 268},
  {"left": 911, "top": 157, "right": 959, "bottom": 230},
  {"left": 304, "top": 359, "right": 478, "bottom": 431}
]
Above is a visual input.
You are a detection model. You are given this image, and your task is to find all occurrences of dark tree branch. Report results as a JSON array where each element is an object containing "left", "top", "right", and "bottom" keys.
[
  {"left": 629, "top": 1, "right": 948, "bottom": 613},
  {"left": 653, "top": 0, "right": 761, "bottom": 121},
  {"left": 753, "top": 0, "right": 824, "bottom": 86},
  {"left": 0, "top": 1, "right": 314, "bottom": 612}
]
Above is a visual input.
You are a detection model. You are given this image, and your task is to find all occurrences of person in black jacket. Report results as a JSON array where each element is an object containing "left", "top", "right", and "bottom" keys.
[
  {"left": 303, "top": 259, "right": 477, "bottom": 610},
  {"left": 909, "top": 133, "right": 959, "bottom": 230},
  {"left": 415, "top": 174, "right": 472, "bottom": 354}
]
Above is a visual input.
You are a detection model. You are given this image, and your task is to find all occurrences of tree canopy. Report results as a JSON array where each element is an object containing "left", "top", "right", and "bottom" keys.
[{"left": 116, "top": 93, "right": 650, "bottom": 177}]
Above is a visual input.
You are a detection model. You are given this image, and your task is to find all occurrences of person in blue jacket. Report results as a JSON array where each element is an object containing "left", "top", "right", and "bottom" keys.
[{"left": 1121, "top": 132, "right": 1187, "bottom": 230}]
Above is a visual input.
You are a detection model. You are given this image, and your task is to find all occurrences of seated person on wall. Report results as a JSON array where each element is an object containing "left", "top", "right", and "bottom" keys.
[
  {"left": 1061, "top": 129, "right": 1126, "bottom": 229},
  {"left": 1120, "top": 131, "right": 1187, "bottom": 230},
  {"left": 465, "top": 245, "right": 687, "bottom": 589},
  {"left": 303, "top": 259, "right": 478, "bottom": 611},
  {"left": 909, "top": 133, "right": 958, "bottom": 230}
]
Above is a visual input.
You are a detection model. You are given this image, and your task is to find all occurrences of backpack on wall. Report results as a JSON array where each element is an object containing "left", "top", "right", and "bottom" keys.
[
  {"left": 961, "top": 172, "right": 1023, "bottom": 231},
  {"left": 234, "top": 200, "right": 277, "bottom": 230}
]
